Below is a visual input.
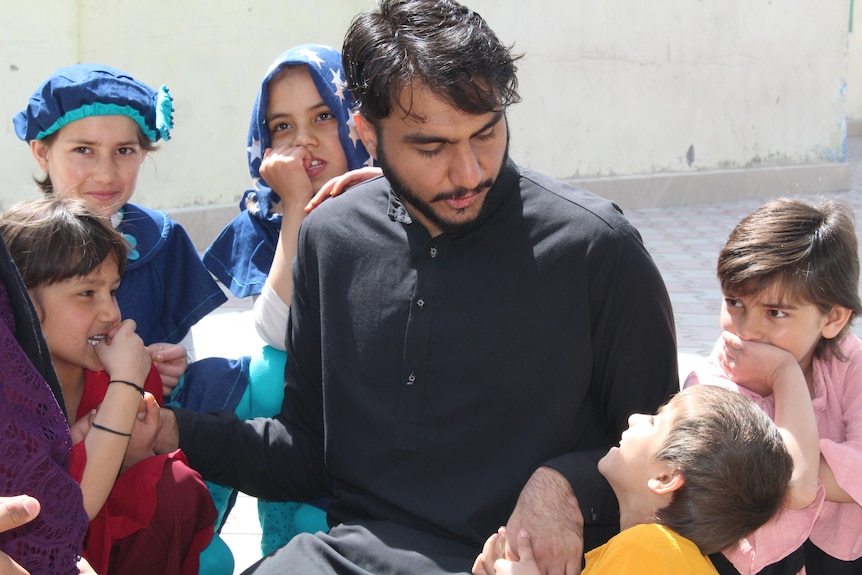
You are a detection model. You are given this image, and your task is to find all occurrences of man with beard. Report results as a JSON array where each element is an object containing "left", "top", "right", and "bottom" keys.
[{"left": 154, "top": 0, "right": 679, "bottom": 573}]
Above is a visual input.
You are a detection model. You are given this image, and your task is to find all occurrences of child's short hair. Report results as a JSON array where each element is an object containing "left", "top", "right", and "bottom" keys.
[
  {"left": 654, "top": 385, "right": 792, "bottom": 555},
  {"left": 0, "top": 196, "right": 128, "bottom": 289},
  {"left": 718, "top": 197, "right": 862, "bottom": 358}
]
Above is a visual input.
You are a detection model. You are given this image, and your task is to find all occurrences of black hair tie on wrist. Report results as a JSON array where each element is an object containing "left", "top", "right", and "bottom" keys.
[
  {"left": 109, "top": 379, "right": 145, "bottom": 397},
  {"left": 91, "top": 422, "right": 132, "bottom": 437}
]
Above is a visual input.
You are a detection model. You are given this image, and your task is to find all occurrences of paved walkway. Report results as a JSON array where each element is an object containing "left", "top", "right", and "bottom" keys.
[{"left": 191, "top": 136, "right": 862, "bottom": 574}]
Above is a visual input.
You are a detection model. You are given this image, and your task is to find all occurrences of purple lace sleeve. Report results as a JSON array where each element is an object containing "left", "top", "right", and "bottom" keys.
[{"left": 0, "top": 269, "right": 89, "bottom": 574}]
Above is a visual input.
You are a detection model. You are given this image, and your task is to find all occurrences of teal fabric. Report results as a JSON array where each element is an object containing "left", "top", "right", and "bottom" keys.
[{"left": 206, "top": 345, "right": 331, "bottom": 560}]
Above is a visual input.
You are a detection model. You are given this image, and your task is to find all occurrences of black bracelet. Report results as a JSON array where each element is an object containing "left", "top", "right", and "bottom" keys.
[
  {"left": 91, "top": 422, "right": 132, "bottom": 437},
  {"left": 109, "top": 379, "right": 145, "bottom": 397}
]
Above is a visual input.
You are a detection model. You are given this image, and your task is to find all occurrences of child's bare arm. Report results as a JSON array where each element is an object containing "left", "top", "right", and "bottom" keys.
[
  {"left": 258, "top": 145, "right": 314, "bottom": 312},
  {"left": 77, "top": 319, "right": 152, "bottom": 519},
  {"left": 719, "top": 331, "right": 820, "bottom": 509}
]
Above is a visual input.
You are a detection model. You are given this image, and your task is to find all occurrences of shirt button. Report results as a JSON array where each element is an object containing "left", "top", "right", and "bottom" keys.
[
  {"left": 417, "top": 299, "right": 425, "bottom": 308},
  {"left": 406, "top": 372, "right": 416, "bottom": 386}
]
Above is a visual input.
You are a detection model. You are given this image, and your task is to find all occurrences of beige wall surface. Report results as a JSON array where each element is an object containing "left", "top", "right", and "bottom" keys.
[
  {"left": 0, "top": 0, "right": 856, "bottom": 221},
  {"left": 848, "top": 0, "right": 862, "bottom": 122}
]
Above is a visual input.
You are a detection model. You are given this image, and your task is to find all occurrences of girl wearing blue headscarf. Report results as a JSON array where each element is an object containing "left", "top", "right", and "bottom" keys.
[
  {"left": 182, "top": 45, "right": 376, "bottom": 567},
  {"left": 203, "top": 44, "right": 372, "bottom": 304}
]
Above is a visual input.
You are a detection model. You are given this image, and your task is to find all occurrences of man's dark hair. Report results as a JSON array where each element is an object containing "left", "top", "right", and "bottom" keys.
[{"left": 342, "top": 0, "right": 522, "bottom": 123}]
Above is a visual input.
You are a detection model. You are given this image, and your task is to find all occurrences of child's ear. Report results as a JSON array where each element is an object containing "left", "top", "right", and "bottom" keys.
[
  {"left": 355, "top": 114, "right": 378, "bottom": 160},
  {"left": 647, "top": 469, "right": 685, "bottom": 495},
  {"left": 27, "top": 288, "right": 46, "bottom": 324},
  {"left": 822, "top": 305, "right": 853, "bottom": 340},
  {"left": 30, "top": 140, "right": 50, "bottom": 173}
]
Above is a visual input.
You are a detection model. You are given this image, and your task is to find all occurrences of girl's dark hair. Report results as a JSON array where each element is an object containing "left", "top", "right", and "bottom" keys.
[
  {"left": 654, "top": 386, "right": 793, "bottom": 555},
  {"left": 33, "top": 126, "right": 156, "bottom": 194},
  {"left": 0, "top": 196, "right": 128, "bottom": 289},
  {"left": 718, "top": 198, "right": 862, "bottom": 359},
  {"left": 342, "top": 0, "right": 522, "bottom": 123}
]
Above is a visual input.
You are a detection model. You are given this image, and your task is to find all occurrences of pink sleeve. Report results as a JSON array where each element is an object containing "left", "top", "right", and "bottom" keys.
[{"left": 720, "top": 487, "right": 824, "bottom": 575}]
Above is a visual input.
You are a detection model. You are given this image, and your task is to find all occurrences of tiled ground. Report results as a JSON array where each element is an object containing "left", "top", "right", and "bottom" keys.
[{"left": 190, "top": 136, "right": 862, "bottom": 574}]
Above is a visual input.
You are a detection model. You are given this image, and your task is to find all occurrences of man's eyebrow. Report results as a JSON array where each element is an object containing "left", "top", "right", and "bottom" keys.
[{"left": 402, "top": 111, "right": 504, "bottom": 146}]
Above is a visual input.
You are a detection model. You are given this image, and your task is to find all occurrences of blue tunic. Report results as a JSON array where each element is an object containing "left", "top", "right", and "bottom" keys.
[{"left": 117, "top": 203, "right": 226, "bottom": 345}]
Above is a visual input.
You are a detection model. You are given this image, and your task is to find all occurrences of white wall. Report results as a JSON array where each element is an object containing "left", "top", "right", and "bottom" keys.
[
  {"left": 848, "top": 0, "right": 862, "bottom": 122},
  {"left": 0, "top": 0, "right": 854, "bottom": 225}
]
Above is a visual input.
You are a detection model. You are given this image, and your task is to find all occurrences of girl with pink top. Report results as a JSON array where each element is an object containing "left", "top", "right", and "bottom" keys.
[{"left": 685, "top": 198, "right": 862, "bottom": 575}]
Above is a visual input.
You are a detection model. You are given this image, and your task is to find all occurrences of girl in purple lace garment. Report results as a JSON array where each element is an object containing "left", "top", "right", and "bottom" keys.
[{"left": 0, "top": 235, "right": 89, "bottom": 574}]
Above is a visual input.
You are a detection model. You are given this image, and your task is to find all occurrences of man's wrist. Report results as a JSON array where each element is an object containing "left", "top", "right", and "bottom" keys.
[{"left": 153, "top": 407, "right": 180, "bottom": 454}]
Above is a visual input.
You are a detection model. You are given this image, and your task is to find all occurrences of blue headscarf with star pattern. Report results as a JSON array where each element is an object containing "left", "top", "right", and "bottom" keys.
[
  {"left": 203, "top": 45, "right": 370, "bottom": 298},
  {"left": 244, "top": 44, "right": 369, "bottom": 222}
]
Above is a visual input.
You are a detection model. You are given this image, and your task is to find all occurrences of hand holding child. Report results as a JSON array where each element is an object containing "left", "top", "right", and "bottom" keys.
[{"left": 122, "top": 392, "right": 159, "bottom": 472}]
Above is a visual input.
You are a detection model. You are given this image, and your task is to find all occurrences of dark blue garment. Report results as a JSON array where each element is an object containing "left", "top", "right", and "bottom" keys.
[
  {"left": 171, "top": 356, "right": 251, "bottom": 413},
  {"left": 203, "top": 210, "right": 279, "bottom": 299},
  {"left": 204, "top": 44, "right": 370, "bottom": 298},
  {"left": 117, "top": 203, "right": 226, "bottom": 345}
]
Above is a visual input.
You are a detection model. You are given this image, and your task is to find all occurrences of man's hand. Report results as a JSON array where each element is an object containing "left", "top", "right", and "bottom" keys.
[
  {"left": 0, "top": 495, "right": 40, "bottom": 575},
  {"left": 152, "top": 407, "right": 180, "bottom": 455},
  {"left": 122, "top": 393, "right": 159, "bottom": 472},
  {"left": 504, "top": 467, "right": 584, "bottom": 575}
]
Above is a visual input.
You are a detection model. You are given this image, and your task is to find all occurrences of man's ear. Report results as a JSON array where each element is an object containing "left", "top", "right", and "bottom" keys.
[
  {"left": 30, "top": 139, "right": 50, "bottom": 173},
  {"left": 822, "top": 305, "right": 852, "bottom": 340},
  {"left": 355, "top": 114, "right": 378, "bottom": 161},
  {"left": 647, "top": 469, "right": 685, "bottom": 495}
]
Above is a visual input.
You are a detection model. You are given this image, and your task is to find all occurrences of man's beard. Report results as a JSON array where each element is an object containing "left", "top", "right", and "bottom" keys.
[{"left": 376, "top": 136, "right": 509, "bottom": 235}]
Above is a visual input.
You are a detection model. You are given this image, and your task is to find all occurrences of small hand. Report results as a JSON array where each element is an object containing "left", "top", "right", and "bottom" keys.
[
  {"left": 505, "top": 467, "right": 583, "bottom": 575},
  {"left": 473, "top": 527, "right": 506, "bottom": 575},
  {"left": 69, "top": 409, "right": 97, "bottom": 444},
  {"left": 260, "top": 145, "right": 315, "bottom": 211},
  {"left": 717, "top": 331, "right": 801, "bottom": 396},
  {"left": 94, "top": 319, "right": 151, "bottom": 386},
  {"left": 146, "top": 342, "right": 188, "bottom": 396},
  {"left": 306, "top": 167, "right": 382, "bottom": 212}
]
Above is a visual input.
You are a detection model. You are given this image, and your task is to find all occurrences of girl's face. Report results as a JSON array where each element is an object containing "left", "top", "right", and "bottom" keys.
[
  {"left": 266, "top": 66, "right": 349, "bottom": 192},
  {"left": 31, "top": 257, "right": 122, "bottom": 379},
  {"left": 30, "top": 115, "right": 148, "bottom": 218},
  {"left": 598, "top": 402, "right": 677, "bottom": 498},
  {"left": 720, "top": 282, "right": 845, "bottom": 377}
]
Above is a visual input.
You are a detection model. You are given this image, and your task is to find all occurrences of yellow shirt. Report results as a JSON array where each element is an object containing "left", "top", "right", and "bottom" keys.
[{"left": 584, "top": 523, "right": 718, "bottom": 574}]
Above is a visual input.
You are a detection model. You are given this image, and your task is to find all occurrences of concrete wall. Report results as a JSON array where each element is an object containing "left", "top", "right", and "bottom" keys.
[
  {"left": 848, "top": 0, "right": 862, "bottom": 130},
  {"left": 0, "top": 1, "right": 855, "bottom": 247}
]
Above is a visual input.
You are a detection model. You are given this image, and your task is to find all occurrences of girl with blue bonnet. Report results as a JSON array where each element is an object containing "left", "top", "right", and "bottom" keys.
[{"left": 14, "top": 64, "right": 227, "bottom": 393}]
